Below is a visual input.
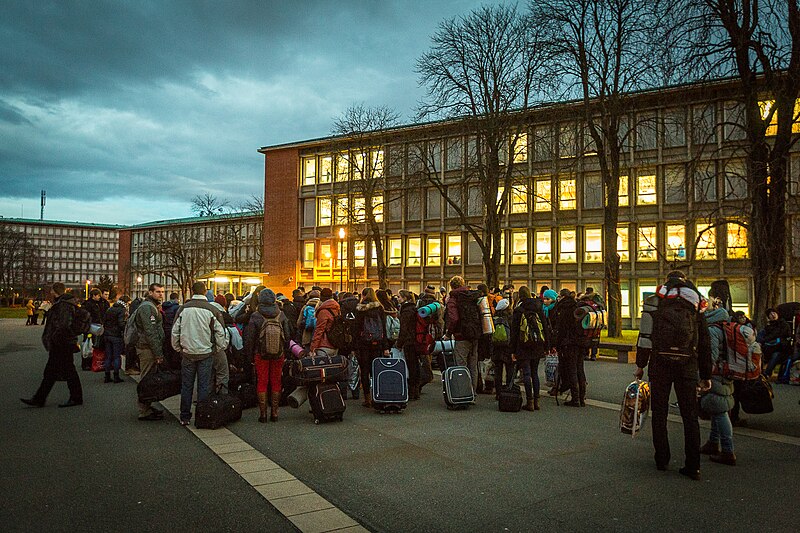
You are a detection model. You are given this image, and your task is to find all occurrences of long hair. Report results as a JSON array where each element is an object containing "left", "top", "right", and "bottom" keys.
[
  {"left": 399, "top": 289, "right": 416, "bottom": 304},
  {"left": 376, "top": 289, "right": 395, "bottom": 311},
  {"left": 518, "top": 286, "right": 532, "bottom": 300},
  {"left": 361, "top": 287, "right": 378, "bottom": 304}
]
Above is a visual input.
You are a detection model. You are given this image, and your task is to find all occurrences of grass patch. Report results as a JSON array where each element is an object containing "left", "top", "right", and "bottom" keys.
[
  {"left": 598, "top": 329, "right": 638, "bottom": 358},
  {"left": 0, "top": 307, "right": 28, "bottom": 319}
]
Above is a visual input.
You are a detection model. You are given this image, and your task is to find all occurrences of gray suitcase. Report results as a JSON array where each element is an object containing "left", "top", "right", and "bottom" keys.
[{"left": 442, "top": 365, "right": 474, "bottom": 409}]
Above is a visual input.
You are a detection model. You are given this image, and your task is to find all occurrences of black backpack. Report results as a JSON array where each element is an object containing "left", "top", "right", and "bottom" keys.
[
  {"left": 323, "top": 309, "right": 352, "bottom": 351},
  {"left": 454, "top": 290, "right": 482, "bottom": 341},
  {"left": 651, "top": 296, "right": 699, "bottom": 362}
]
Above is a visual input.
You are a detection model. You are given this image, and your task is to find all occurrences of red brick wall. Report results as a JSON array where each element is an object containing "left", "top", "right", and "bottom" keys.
[
  {"left": 263, "top": 147, "right": 299, "bottom": 295},
  {"left": 117, "top": 229, "right": 131, "bottom": 296}
]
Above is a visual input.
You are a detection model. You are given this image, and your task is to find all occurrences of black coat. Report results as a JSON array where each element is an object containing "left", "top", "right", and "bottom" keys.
[
  {"left": 510, "top": 297, "right": 552, "bottom": 360},
  {"left": 42, "top": 294, "right": 91, "bottom": 353},
  {"left": 82, "top": 297, "right": 107, "bottom": 324},
  {"left": 396, "top": 301, "right": 418, "bottom": 350},
  {"left": 103, "top": 303, "right": 127, "bottom": 338}
]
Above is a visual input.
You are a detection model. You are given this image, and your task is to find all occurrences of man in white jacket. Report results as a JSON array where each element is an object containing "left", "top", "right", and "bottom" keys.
[{"left": 172, "top": 281, "right": 229, "bottom": 426}]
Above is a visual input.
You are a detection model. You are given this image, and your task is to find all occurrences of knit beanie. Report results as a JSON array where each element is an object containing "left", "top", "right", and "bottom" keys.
[
  {"left": 543, "top": 289, "right": 558, "bottom": 301},
  {"left": 259, "top": 288, "right": 276, "bottom": 305}
]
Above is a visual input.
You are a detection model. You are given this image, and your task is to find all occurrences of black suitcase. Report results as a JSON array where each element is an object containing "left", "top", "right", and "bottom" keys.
[
  {"left": 498, "top": 384, "right": 522, "bottom": 412},
  {"left": 372, "top": 358, "right": 408, "bottom": 413},
  {"left": 442, "top": 366, "right": 474, "bottom": 409},
  {"left": 137, "top": 366, "right": 181, "bottom": 403},
  {"left": 195, "top": 393, "right": 243, "bottom": 429},
  {"left": 232, "top": 382, "right": 258, "bottom": 410},
  {"left": 309, "top": 382, "right": 346, "bottom": 424},
  {"left": 292, "top": 354, "right": 348, "bottom": 384}
]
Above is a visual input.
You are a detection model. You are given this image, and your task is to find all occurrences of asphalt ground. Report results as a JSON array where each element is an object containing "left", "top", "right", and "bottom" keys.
[{"left": 3, "top": 319, "right": 799, "bottom": 532}]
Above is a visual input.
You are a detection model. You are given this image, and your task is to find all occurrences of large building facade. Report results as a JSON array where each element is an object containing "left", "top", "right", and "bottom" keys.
[
  {"left": 0, "top": 217, "right": 121, "bottom": 298},
  {"left": 260, "top": 79, "right": 800, "bottom": 326},
  {"left": 118, "top": 212, "right": 263, "bottom": 298}
]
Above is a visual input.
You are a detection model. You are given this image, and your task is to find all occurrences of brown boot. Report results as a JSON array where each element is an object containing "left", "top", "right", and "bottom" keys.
[
  {"left": 534, "top": 397, "right": 540, "bottom": 411},
  {"left": 257, "top": 392, "right": 268, "bottom": 423},
  {"left": 523, "top": 399, "right": 535, "bottom": 411},
  {"left": 362, "top": 391, "right": 372, "bottom": 408},
  {"left": 270, "top": 392, "right": 280, "bottom": 422},
  {"left": 709, "top": 451, "right": 736, "bottom": 466},
  {"left": 700, "top": 440, "right": 721, "bottom": 455}
]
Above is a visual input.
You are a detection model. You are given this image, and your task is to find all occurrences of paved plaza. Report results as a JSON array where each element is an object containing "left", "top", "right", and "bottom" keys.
[{"left": 2, "top": 319, "right": 798, "bottom": 533}]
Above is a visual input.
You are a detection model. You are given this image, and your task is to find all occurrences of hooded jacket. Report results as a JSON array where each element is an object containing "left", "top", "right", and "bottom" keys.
[
  {"left": 171, "top": 295, "right": 229, "bottom": 361},
  {"left": 311, "top": 298, "right": 341, "bottom": 353},
  {"left": 103, "top": 301, "right": 127, "bottom": 338},
  {"left": 297, "top": 297, "right": 320, "bottom": 345},
  {"left": 242, "top": 294, "right": 291, "bottom": 361},
  {"left": 396, "top": 300, "right": 419, "bottom": 351},
  {"left": 700, "top": 307, "right": 734, "bottom": 415},
  {"left": 42, "top": 293, "right": 91, "bottom": 352},
  {"left": 445, "top": 286, "right": 470, "bottom": 340},
  {"left": 355, "top": 300, "right": 388, "bottom": 350}
]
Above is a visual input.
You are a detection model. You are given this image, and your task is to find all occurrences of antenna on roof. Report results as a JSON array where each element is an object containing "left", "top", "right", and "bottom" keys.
[{"left": 40, "top": 190, "right": 46, "bottom": 221}]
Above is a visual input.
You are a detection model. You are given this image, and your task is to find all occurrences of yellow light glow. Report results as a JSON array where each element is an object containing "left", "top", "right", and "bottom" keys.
[
  {"left": 213, "top": 277, "right": 229, "bottom": 283},
  {"left": 338, "top": 227, "right": 346, "bottom": 239},
  {"left": 243, "top": 278, "right": 262, "bottom": 285}
]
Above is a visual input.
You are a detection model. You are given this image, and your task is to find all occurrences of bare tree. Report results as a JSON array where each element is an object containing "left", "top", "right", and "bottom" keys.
[
  {"left": 530, "top": 0, "right": 674, "bottom": 336},
  {"left": 0, "top": 223, "right": 49, "bottom": 303},
  {"left": 236, "top": 194, "right": 264, "bottom": 215},
  {"left": 191, "top": 193, "right": 231, "bottom": 217},
  {"left": 675, "top": 0, "right": 800, "bottom": 326},
  {"left": 415, "top": 3, "right": 550, "bottom": 288},
  {"left": 330, "top": 103, "right": 402, "bottom": 289}
]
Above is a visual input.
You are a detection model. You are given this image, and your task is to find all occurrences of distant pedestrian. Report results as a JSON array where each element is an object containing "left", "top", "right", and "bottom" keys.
[
  {"left": 102, "top": 294, "right": 130, "bottom": 383},
  {"left": 21, "top": 283, "right": 91, "bottom": 408},
  {"left": 25, "top": 299, "right": 35, "bottom": 325}
]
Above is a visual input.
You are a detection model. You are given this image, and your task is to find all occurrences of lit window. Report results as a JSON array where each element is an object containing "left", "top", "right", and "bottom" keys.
[
  {"left": 621, "top": 282, "right": 631, "bottom": 318},
  {"left": 407, "top": 237, "right": 422, "bottom": 267},
  {"left": 350, "top": 152, "right": 364, "bottom": 180},
  {"left": 426, "top": 237, "right": 441, "bottom": 266},
  {"left": 584, "top": 228, "right": 602, "bottom": 263},
  {"left": 759, "top": 100, "right": 778, "bottom": 136},
  {"left": 696, "top": 224, "right": 717, "bottom": 260},
  {"left": 335, "top": 197, "right": 348, "bottom": 225},
  {"left": 666, "top": 224, "right": 686, "bottom": 261},
  {"left": 727, "top": 223, "right": 748, "bottom": 259},
  {"left": 617, "top": 226, "right": 629, "bottom": 262},
  {"left": 353, "top": 197, "right": 366, "bottom": 223},
  {"left": 320, "top": 243, "right": 332, "bottom": 269},
  {"left": 534, "top": 178, "right": 552, "bottom": 212},
  {"left": 535, "top": 230, "right": 552, "bottom": 264},
  {"left": 510, "top": 185, "right": 528, "bottom": 214},
  {"left": 336, "top": 152, "right": 350, "bottom": 181},
  {"left": 512, "top": 133, "right": 528, "bottom": 163},
  {"left": 559, "top": 178, "right": 576, "bottom": 210},
  {"left": 637, "top": 226, "right": 657, "bottom": 261},
  {"left": 319, "top": 156, "right": 332, "bottom": 183},
  {"left": 446, "top": 235, "right": 462, "bottom": 265},
  {"left": 318, "top": 198, "right": 332, "bottom": 226},
  {"left": 559, "top": 229, "right": 577, "bottom": 263},
  {"left": 371, "top": 149, "right": 384, "bottom": 178},
  {"left": 388, "top": 238, "right": 402, "bottom": 266},
  {"left": 372, "top": 195, "right": 384, "bottom": 223},
  {"left": 511, "top": 231, "right": 528, "bottom": 265},
  {"left": 636, "top": 172, "right": 657, "bottom": 205},
  {"left": 353, "top": 240, "right": 365, "bottom": 268},
  {"left": 302, "top": 157, "right": 316, "bottom": 186}
]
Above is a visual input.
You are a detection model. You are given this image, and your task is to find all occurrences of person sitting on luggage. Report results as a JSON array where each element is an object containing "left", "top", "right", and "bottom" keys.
[
  {"left": 758, "top": 308, "right": 793, "bottom": 382},
  {"left": 396, "top": 290, "right": 422, "bottom": 400},
  {"left": 310, "top": 288, "right": 340, "bottom": 357},
  {"left": 699, "top": 302, "right": 736, "bottom": 466},
  {"left": 509, "top": 286, "right": 552, "bottom": 411},
  {"left": 355, "top": 287, "right": 389, "bottom": 408}
]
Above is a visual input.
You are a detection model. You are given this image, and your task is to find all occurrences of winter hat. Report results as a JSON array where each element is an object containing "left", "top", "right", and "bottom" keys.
[
  {"left": 424, "top": 285, "right": 437, "bottom": 295},
  {"left": 307, "top": 289, "right": 321, "bottom": 300},
  {"left": 543, "top": 289, "right": 558, "bottom": 301},
  {"left": 259, "top": 289, "right": 277, "bottom": 305},
  {"left": 320, "top": 288, "right": 333, "bottom": 301},
  {"left": 495, "top": 299, "right": 510, "bottom": 312}
]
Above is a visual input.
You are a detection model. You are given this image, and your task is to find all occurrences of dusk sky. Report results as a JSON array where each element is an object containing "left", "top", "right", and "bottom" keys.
[{"left": 1, "top": 0, "right": 494, "bottom": 225}]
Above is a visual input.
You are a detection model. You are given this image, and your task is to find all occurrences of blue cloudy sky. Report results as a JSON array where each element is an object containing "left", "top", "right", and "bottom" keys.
[{"left": 0, "top": 0, "right": 495, "bottom": 225}]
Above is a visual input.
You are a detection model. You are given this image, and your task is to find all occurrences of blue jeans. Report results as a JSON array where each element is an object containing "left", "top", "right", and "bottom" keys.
[
  {"left": 180, "top": 356, "right": 213, "bottom": 422},
  {"left": 518, "top": 358, "right": 541, "bottom": 400},
  {"left": 104, "top": 335, "right": 124, "bottom": 372},
  {"left": 710, "top": 412, "right": 734, "bottom": 453}
]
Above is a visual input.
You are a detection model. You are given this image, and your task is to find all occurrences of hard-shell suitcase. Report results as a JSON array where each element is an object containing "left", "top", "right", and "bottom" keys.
[
  {"left": 498, "top": 384, "right": 522, "bottom": 412},
  {"left": 442, "top": 366, "right": 474, "bottom": 409},
  {"left": 292, "top": 354, "right": 348, "bottom": 384},
  {"left": 195, "top": 393, "right": 243, "bottom": 429},
  {"left": 372, "top": 357, "right": 408, "bottom": 413},
  {"left": 309, "top": 382, "right": 346, "bottom": 424},
  {"left": 137, "top": 366, "right": 181, "bottom": 403}
]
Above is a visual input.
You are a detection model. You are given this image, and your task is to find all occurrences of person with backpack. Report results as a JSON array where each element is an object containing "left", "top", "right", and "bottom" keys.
[
  {"left": 297, "top": 290, "right": 320, "bottom": 347},
  {"left": 417, "top": 285, "right": 443, "bottom": 390},
  {"left": 396, "top": 290, "right": 422, "bottom": 400},
  {"left": 510, "top": 286, "right": 552, "bottom": 411},
  {"left": 699, "top": 303, "right": 736, "bottom": 466},
  {"left": 310, "top": 288, "right": 341, "bottom": 356},
  {"left": 550, "top": 289, "right": 586, "bottom": 407},
  {"left": 171, "top": 282, "right": 229, "bottom": 426},
  {"left": 634, "top": 271, "right": 712, "bottom": 481},
  {"left": 21, "top": 283, "right": 91, "bottom": 408},
  {"left": 445, "top": 276, "right": 482, "bottom": 392},
  {"left": 355, "top": 287, "right": 389, "bottom": 408},
  {"left": 377, "top": 289, "right": 400, "bottom": 343},
  {"left": 102, "top": 294, "right": 130, "bottom": 383},
  {"left": 243, "top": 289, "right": 291, "bottom": 423},
  {"left": 491, "top": 298, "right": 513, "bottom": 401}
]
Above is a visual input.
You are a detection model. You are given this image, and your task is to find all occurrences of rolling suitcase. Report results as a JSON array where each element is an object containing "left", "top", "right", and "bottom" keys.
[
  {"left": 137, "top": 365, "right": 181, "bottom": 403},
  {"left": 372, "top": 357, "right": 408, "bottom": 413},
  {"left": 442, "top": 366, "right": 474, "bottom": 409},
  {"left": 309, "top": 382, "right": 346, "bottom": 424},
  {"left": 498, "top": 383, "right": 522, "bottom": 412},
  {"left": 195, "top": 393, "right": 243, "bottom": 429}
]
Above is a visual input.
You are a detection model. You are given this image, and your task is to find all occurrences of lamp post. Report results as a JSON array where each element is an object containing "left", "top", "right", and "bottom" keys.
[
  {"left": 338, "top": 227, "right": 346, "bottom": 292},
  {"left": 136, "top": 275, "right": 143, "bottom": 297},
  {"left": 85, "top": 279, "right": 91, "bottom": 300}
]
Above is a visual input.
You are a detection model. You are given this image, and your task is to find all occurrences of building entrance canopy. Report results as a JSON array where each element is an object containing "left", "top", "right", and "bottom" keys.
[{"left": 196, "top": 270, "right": 268, "bottom": 298}]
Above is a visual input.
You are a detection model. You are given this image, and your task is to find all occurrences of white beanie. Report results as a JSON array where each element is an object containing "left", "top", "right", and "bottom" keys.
[{"left": 495, "top": 299, "right": 510, "bottom": 312}]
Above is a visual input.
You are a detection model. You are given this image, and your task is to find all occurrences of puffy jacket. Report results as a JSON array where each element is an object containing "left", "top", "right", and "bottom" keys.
[
  {"left": 701, "top": 307, "right": 734, "bottom": 414},
  {"left": 171, "top": 295, "right": 229, "bottom": 361},
  {"left": 445, "top": 286, "right": 470, "bottom": 340},
  {"left": 42, "top": 294, "right": 91, "bottom": 352},
  {"left": 510, "top": 296, "right": 552, "bottom": 360},
  {"left": 355, "top": 300, "right": 388, "bottom": 350},
  {"left": 757, "top": 318, "right": 792, "bottom": 347},
  {"left": 243, "top": 305, "right": 291, "bottom": 362},
  {"left": 550, "top": 296, "right": 582, "bottom": 348},
  {"left": 103, "top": 302, "right": 127, "bottom": 338},
  {"left": 82, "top": 297, "right": 107, "bottom": 324},
  {"left": 396, "top": 301, "right": 418, "bottom": 350},
  {"left": 162, "top": 299, "right": 181, "bottom": 335},
  {"left": 134, "top": 297, "right": 164, "bottom": 357},
  {"left": 311, "top": 298, "right": 341, "bottom": 353}
]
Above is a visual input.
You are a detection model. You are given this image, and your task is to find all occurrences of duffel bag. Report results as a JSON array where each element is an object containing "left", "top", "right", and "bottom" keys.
[
  {"left": 739, "top": 374, "right": 774, "bottom": 414},
  {"left": 291, "top": 353, "right": 348, "bottom": 384},
  {"left": 137, "top": 365, "right": 181, "bottom": 403}
]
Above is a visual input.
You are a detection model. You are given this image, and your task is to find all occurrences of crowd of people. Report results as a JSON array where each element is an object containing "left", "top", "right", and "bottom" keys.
[{"left": 17, "top": 274, "right": 800, "bottom": 480}]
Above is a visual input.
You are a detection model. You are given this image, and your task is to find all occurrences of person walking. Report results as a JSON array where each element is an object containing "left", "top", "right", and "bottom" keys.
[
  {"left": 25, "top": 299, "right": 35, "bottom": 326},
  {"left": 510, "top": 286, "right": 552, "bottom": 411},
  {"left": 243, "top": 289, "right": 291, "bottom": 422},
  {"left": 21, "top": 283, "right": 91, "bottom": 407},
  {"left": 634, "top": 271, "right": 712, "bottom": 480},
  {"left": 171, "top": 282, "right": 229, "bottom": 426},
  {"left": 133, "top": 283, "right": 166, "bottom": 421},
  {"left": 102, "top": 294, "right": 130, "bottom": 383}
]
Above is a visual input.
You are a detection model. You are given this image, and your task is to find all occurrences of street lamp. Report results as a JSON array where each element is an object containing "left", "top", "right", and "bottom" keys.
[
  {"left": 85, "top": 279, "right": 91, "bottom": 300},
  {"left": 338, "top": 227, "right": 346, "bottom": 292},
  {"left": 136, "top": 275, "right": 143, "bottom": 296}
]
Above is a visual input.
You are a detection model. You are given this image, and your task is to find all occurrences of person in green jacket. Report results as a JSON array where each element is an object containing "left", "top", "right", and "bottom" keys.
[{"left": 134, "top": 283, "right": 165, "bottom": 421}]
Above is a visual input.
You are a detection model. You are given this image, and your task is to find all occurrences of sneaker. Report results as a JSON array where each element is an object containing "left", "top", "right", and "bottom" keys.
[
  {"left": 179, "top": 419, "right": 190, "bottom": 426},
  {"left": 151, "top": 407, "right": 164, "bottom": 416}
]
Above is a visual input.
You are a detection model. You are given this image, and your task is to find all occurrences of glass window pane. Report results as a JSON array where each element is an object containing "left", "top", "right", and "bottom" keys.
[
  {"left": 664, "top": 165, "right": 686, "bottom": 204},
  {"left": 723, "top": 160, "right": 747, "bottom": 200},
  {"left": 335, "top": 197, "right": 348, "bottom": 225},
  {"left": 447, "top": 235, "right": 462, "bottom": 265},
  {"left": 637, "top": 226, "right": 657, "bottom": 261},
  {"left": 467, "top": 186, "right": 482, "bottom": 216},
  {"left": 407, "top": 237, "right": 422, "bottom": 266},
  {"left": 533, "top": 125, "right": 552, "bottom": 161},
  {"left": 559, "top": 229, "right": 577, "bottom": 263},
  {"left": 426, "top": 189, "right": 441, "bottom": 219},
  {"left": 303, "top": 199, "right": 315, "bottom": 227},
  {"left": 302, "top": 157, "right": 316, "bottom": 186},
  {"left": 352, "top": 152, "right": 365, "bottom": 180},
  {"left": 407, "top": 191, "right": 421, "bottom": 220},
  {"left": 694, "top": 162, "right": 717, "bottom": 202},
  {"left": 446, "top": 137, "right": 462, "bottom": 170},
  {"left": 559, "top": 123, "right": 576, "bottom": 158},
  {"left": 583, "top": 173, "right": 602, "bottom": 209},
  {"left": 666, "top": 224, "right": 686, "bottom": 261},
  {"left": 663, "top": 108, "right": 686, "bottom": 147},
  {"left": 511, "top": 185, "right": 528, "bottom": 214},
  {"left": 727, "top": 223, "right": 748, "bottom": 259},
  {"left": 696, "top": 224, "right": 717, "bottom": 260},
  {"left": 512, "top": 133, "right": 528, "bottom": 163},
  {"left": 426, "top": 237, "right": 441, "bottom": 266},
  {"left": 535, "top": 230, "right": 552, "bottom": 264},
  {"left": 303, "top": 242, "right": 315, "bottom": 268},
  {"left": 637, "top": 113, "right": 657, "bottom": 150},
  {"left": 584, "top": 228, "right": 602, "bottom": 263},
  {"left": 723, "top": 101, "right": 746, "bottom": 141},
  {"left": 636, "top": 172, "right": 657, "bottom": 205},
  {"left": 559, "top": 178, "right": 576, "bottom": 210},
  {"left": 617, "top": 226, "right": 629, "bottom": 262},
  {"left": 386, "top": 192, "right": 401, "bottom": 221},
  {"left": 371, "top": 149, "right": 384, "bottom": 178},
  {"left": 318, "top": 198, "right": 332, "bottom": 226},
  {"left": 353, "top": 240, "right": 365, "bottom": 268},
  {"left": 372, "top": 195, "right": 383, "bottom": 223},
  {"left": 511, "top": 231, "right": 528, "bottom": 264},
  {"left": 468, "top": 236, "right": 482, "bottom": 265},
  {"left": 387, "top": 145, "right": 403, "bottom": 176},
  {"left": 692, "top": 104, "right": 716, "bottom": 145},
  {"left": 388, "top": 238, "right": 402, "bottom": 266},
  {"left": 336, "top": 152, "right": 350, "bottom": 181},
  {"left": 320, "top": 243, "right": 332, "bottom": 269},
  {"left": 535, "top": 178, "right": 552, "bottom": 212},
  {"left": 447, "top": 187, "right": 463, "bottom": 218},
  {"left": 319, "top": 156, "right": 333, "bottom": 183}
]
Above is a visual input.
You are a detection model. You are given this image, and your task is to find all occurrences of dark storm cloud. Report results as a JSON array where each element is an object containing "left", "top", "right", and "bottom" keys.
[{"left": 0, "top": 0, "right": 491, "bottom": 223}]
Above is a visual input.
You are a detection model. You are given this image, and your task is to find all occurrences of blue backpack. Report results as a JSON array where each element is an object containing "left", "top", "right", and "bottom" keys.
[
  {"left": 361, "top": 313, "right": 385, "bottom": 344},
  {"left": 303, "top": 305, "right": 317, "bottom": 331}
]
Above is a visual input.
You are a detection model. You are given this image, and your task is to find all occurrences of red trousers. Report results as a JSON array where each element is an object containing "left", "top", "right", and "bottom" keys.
[{"left": 254, "top": 356, "right": 284, "bottom": 394}]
